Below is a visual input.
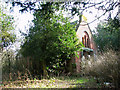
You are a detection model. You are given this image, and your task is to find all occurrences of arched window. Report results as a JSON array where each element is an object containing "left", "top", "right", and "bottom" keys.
[{"left": 82, "top": 31, "right": 90, "bottom": 48}]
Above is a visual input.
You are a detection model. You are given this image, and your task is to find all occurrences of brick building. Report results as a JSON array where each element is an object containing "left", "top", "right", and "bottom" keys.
[{"left": 75, "top": 21, "right": 97, "bottom": 73}]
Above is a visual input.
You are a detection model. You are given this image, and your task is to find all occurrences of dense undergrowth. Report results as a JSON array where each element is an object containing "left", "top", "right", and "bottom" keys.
[
  {"left": 81, "top": 50, "right": 120, "bottom": 88},
  {"left": 1, "top": 49, "right": 120, "bottom": 88}
]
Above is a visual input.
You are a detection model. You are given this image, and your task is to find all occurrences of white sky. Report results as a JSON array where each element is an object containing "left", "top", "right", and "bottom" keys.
[{"left": 1, "top": 1, "right": 118, "bottom": 51}]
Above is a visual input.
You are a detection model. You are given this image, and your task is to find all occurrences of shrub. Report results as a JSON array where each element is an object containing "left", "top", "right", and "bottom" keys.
[
  {"left": 81, "top": 50, "right": 120, "bottom": 88},
  {"left": 2, "top": 50, "right": 33, "bottom": 81}
]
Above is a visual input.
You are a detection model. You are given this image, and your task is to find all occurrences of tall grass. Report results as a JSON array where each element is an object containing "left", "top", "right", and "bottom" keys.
[
  {"left": 2, "top": 50, "right": 34, "bottom": 81},
  {"left": 81, "top": 50, "right": 120, "bottom": 88}
]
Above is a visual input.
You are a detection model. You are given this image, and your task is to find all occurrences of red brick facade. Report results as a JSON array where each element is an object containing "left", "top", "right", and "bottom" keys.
[{"left": 75, "top": 21, "right": 96, "bottom": 73}]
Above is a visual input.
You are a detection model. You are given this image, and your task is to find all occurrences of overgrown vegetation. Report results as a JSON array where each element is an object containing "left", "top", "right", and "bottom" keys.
[
  {"left": 81, "top": 50, "right": 120, "bottom": 88},
  {"left": 2, "top": 49, "right": 31, "bottom": 81},
  {"left": 1, "top": 0, "right": 120, "bottom": 89},
  {"left": 81, "top": 18, "right": 120, "bottom": 88},
  {"left": 0, "top": 5, "right": 16, "bottom": 48},
  {"left": 2, "top": 4, "right": 81, "bottom": 81},
  {"left": 19, "top": 4, "right": 81, "bottom": 78},
  {"left": 93, "top": 18, "right": 120, "bottom": 51}
]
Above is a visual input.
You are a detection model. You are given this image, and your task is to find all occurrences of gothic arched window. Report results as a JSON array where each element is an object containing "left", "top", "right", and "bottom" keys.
[{"left": 82, "top": 31, "right": 90, "bottom": 48}]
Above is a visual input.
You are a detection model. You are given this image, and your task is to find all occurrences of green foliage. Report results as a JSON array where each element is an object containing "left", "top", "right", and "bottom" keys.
[
  {"left": 93, "top": 18, "right": 120, "bottom": 51},
  {"left": 0, "top": 6, "right": 16, "bottom": 47},
  {"left": 20, "top": 4, "right": 81, "bottom": 76},
  {"left": 2, "top": 49, "right": 34, "bottom": 81},
  {"left": 2, "top": 50, "right": 16, "bottom": 80}
]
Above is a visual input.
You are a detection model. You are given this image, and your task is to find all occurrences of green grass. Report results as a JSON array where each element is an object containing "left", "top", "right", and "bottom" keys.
[{"left": 2, "top": 76, "right": 101, "bottom": 88}]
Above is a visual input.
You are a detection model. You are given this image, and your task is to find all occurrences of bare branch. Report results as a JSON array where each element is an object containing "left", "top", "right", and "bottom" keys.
[{"left": 87, "top": 11, "right": 107, "bottom": 25}]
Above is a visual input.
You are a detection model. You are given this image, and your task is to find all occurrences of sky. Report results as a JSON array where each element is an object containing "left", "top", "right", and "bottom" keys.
[{"left": 1, "top": 1, "right": 118, "bottom": 51}]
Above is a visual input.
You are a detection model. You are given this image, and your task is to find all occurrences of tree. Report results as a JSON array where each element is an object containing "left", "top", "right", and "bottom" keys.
[
  {"left": 8, "top": 0, "right": 119, "bottom": 25},
  {"left": 0, "top": 5, "right": 16, "bottom": 49},
  {"left": 93, "top": 18, "right": 120, "bottom": 52},
  {"left": 0, "top": 4, "right": 16, "bottom": 81},
  {"left": 20, "top": 3, "right": 81, "bottom": 77}
]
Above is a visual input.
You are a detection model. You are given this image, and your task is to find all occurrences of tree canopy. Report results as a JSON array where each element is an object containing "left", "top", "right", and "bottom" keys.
[
  {"left": 8, "top": 0, "right": 119, "bottom": 24},
  {"left": 20, "top": 3, "right": 82, "bottom": 77},
  {"left": 93, "top": 18, "right": 120, "bottom": 52},
  {"left": 0, "top": 5, "right": 16, "bottom": 49}
]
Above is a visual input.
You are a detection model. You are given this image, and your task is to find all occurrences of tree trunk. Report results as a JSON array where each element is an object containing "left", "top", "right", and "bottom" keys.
[
  {"left": 75, "top": 51, "right": 81, "bottom": 73},
  {"left": 66, "top": 59, "right": 73, "bottom": 73},
  {"left": 42, "top": 60, "right": 48, "bottom": 79}
]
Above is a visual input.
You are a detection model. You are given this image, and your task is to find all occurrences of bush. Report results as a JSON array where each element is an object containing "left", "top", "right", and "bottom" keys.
[
  {"left": 81, "top": 50, "right": 120, "bottom": 88},
  {"left": 2, "top": 50, "right": 33, "bottom": 81}
]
